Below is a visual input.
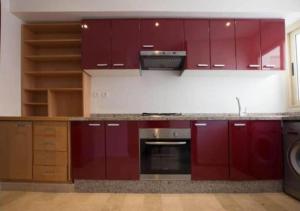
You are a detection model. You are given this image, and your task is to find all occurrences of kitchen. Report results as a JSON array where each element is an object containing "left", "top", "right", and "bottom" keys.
[{"left": 1, "top": 0, "right": 300, "bottom": 210}]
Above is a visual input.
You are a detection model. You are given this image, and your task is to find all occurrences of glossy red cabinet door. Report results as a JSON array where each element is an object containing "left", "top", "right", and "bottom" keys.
[
  {"left": 184, "top": 20, "right": 210, "bottom": 70},
  {"left": 111, "top": 20, "right": 141, "bottom": 69},
  {"left": 106, "top": 121, "right": 139, "bottom": 180},
  {"left": 235, "top": 20, "right": 261, "bottom": 70},
  {"left": 250, "top": 121, "right": 282, "bottom": 179},
  {"left": 261, "top": 20, "right": 285, "bottom": 70},
  {"left": 229, "top": 121, "right": 252, "bottom": 180},
  {"left": 71, "top": 121, "right": 106, "bottom": 180},
  {"left": 230, "top": 121, "right": 282, "bottom": 180},
  {"left": 210, "top": 20, "right": 236, "bottom": 70},
  {"left": 141, "top": 19, "right": 185, "bottom": 51},
  {"left": 81, "top": 20, "right": 111, "bottom": 69},
  {"left": 191, "top": 121, "right": 229, "bottom": 180}
]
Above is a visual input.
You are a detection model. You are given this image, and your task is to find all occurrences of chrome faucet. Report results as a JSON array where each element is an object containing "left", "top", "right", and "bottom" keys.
[{"left": 236, "top": 97, "right": 242, "bottom": 116}]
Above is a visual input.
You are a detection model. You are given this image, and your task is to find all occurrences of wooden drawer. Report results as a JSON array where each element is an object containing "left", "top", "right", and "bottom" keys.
[
  {"left": 34, "top": 151, "right": 67, "bottom": 166},
  {"left": 34, "top": 122, "right": 68, "bottom": 151},
  {"left": 33, "top": 165, "right": 67, "bottom": 182}
]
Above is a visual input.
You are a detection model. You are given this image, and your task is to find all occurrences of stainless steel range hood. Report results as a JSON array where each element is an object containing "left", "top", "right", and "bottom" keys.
[{"left": 140, "top": 51, "right": 186, "bottom": 70}]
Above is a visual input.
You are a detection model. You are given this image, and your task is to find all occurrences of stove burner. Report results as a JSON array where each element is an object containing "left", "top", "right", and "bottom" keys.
[{"left": 142, "top": 113, "right": 182, "bottom": 116}]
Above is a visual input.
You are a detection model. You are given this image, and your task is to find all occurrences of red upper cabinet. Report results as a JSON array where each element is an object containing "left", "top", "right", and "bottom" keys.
[
  {"left": 191, "top": 121, "right": 229, "bottom": 180},
  {"left": 111, "top": 20, "right": 141, "bottom": 69},
  {"left": 210, "top": 19, "right": 236, "bottom": 70},
  {"left": 81, "top": 20, "right": 111, "bottom": 69},
  {"left": 229, "top": 121, "right": 283, "bottom": 180},
  {"left": 184, "top": 20, "right": 210, "bottom": 70},
  {"left": 140, "top": 19, "right": 185, "bottom": 51},
  {"left": 105, "top": 121, "right": 139, "bottom": 180},
  {"left": 71, "top": 121, "right": 106, "bottom": 180},
  {"left": 261, "top": 20, "right": 285, "bottom": 70},
  {"left": 235, "top": 20, "right": 261, "bottom": 70}
]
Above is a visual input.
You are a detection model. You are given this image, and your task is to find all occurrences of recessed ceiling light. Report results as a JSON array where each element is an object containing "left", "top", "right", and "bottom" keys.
[{"left": 81, "top": 24, "right": 88, "bottom": 29}]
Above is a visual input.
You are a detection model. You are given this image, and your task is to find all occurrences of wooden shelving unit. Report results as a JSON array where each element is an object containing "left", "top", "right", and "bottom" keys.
[{"left": 22, "top": 22, "right": 90, "bottom": 117}]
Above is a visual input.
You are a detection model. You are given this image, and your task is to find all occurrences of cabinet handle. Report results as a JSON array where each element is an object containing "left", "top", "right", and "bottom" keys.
[
  {"left": 194, "top": 123, "right": 207, "bottom": 127},
  {"left": 113, "top": 64, "right": 125, "bottom": 67},
  {"left": 213, "top": 64, "right": 225, "bottom": 67},
  {"left": 234, "top": 123, "right": 246, "bottom": 127},
  {"left": 248, "top": 64, "right": 260, "bottom": 68},
  {"left": 197, "top": 64, "right": 209, "bottom": 67},
  {"left": 88, "top": 123, "right": 101, "bottom": 127},
  {"left": 263, "top": 64, "right": 276, "bottom": 68},
  {"left": 145, "top": 141, "right": 187, "bottom": 145},
  {"left": 96, "top": 64, "right": 108, "bottom": 67},
  {"left": 107, "top": 123, "right": 120, "bottom": 127},
  {"left": 142, "top": 45, "right": 154, "bottom": 48}
]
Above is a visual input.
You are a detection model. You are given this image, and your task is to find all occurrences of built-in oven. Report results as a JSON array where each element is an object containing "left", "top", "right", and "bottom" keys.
[{"left": 139, "top": 128, "right": 191, "bottom": 180}]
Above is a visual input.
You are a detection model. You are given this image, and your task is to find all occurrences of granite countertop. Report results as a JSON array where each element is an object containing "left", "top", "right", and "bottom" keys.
[
  {"left": 2, "top": 113, "right": 300, "bottom": 121},
  {"left": 71, "top": 113, "right": 286, "bottom": 121}
]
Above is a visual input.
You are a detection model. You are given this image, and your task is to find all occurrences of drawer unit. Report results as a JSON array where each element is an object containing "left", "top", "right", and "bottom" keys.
[
  {"left": 34, "top": 151, "right": 67, "bottom": 166},
  {"left": 33, "top": 121, "right": 69, "bottom": 182},
  {"left": 33, "top": 165, "right": 67, "bottom": 182},
  {"left": 34, "top": 122, "right": 68, "bottom": 151}
]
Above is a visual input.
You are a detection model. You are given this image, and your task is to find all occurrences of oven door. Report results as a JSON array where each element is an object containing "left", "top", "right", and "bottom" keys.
[{"left": 140, "top": 139, "right": 191, "bottom": 174}]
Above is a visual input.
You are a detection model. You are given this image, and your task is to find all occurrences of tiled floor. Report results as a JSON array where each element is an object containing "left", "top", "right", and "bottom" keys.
[{"left": 1, "top": 191, "right": 300, "bottom": 211}]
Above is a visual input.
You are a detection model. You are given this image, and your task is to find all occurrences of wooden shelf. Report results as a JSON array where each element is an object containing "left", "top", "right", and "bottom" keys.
[
  {"left": 22, "top": 22, "right": 90, "bottom": 117},
  {"left": 25, "top": 55, "right": 81, "bottom": 62},
  {"left": 50, "top": 88, "right": 83, "bottom": 92},
  {"left": 24, "top": 102, "right": 48, "bottom": 106},
  {"left": 25, "top": 39, "right": 81, "bottom": 48},
  {"left": 24, "top": 88, "right": 48, "bottom": 92},
  {"left": 25, "top": 71, "right": 83, "bottom": 77},
  {"left": 24, "top": 88, "right": 82, "bottom": 92},
  {"left": 25, "top": 23, "right": 81, "bottom": 33}
]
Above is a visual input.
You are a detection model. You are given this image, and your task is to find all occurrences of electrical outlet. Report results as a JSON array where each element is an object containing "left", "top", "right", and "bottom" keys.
[
  {"left": 101, "top": 92, "right": 109, "bottom": 98},
  {"left": 92, "top": 91, "right": 100, "bottom": 98}
]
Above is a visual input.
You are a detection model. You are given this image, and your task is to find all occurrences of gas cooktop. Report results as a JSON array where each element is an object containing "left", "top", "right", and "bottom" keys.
[{"left": 141, "top": 113, "right": 182, "bottom": 116}]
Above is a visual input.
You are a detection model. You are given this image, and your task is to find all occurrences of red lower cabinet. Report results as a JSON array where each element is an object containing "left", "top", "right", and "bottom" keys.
[
  {"left": 105, "top": 121, "right": 139, "bottom": 180},
  {"left": 229, "top": 121, "right": 282, "bottom": 180},
  {"left": 191, "top": 121, "right": 229, "bottom": 180},
  {"left": 71, "top": 121, "right": 106, "bottom": 180}
]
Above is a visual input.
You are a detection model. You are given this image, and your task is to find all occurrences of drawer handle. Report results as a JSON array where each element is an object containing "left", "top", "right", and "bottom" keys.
[
  {"left": 16, "top": 123, "right": 29, "bottom": 127},
  {"left": 113, "top": 64, "right": 125, "bottom": 67},
  {"left": 263, "top": 64, "right": 276, "bottom": 68},
  {"left": 88, "top": 123, "right": 101, "bottom": 127},
  {"left": 107, "top": 123, "right": 120, "bottom": 127},
  {"left": 213, "top": 64, "right": 225, "bottom": 67},
  {"left": 44, "top": 171, "right": 55, "bottom": 175},
  {"left": 248, "top": 64, "right": 260, "bottom": 68},
  {"left": 44, "top": 141, "right": 55, "bottom": 145},
  {"left": 197, "top": 64, "right": 209, "bottom": 67},
  {"left": 96, "top": 64, "right": 108, "bottom": 67},
  {"left": 195, "top": 123, "right": 207, "bottom": 127},
  {"left": 142, "top": 45, "right": 154, "bottom": 48},
  {"left": 234, "top": 123, "right": 246, "bottom": 127}
]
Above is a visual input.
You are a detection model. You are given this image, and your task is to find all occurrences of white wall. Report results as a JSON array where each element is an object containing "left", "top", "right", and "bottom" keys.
[
  {"left": 0, "top": 0, "right": 22, "bottom": 116},
  {"left": 10, "top": 0, "right": 300, "bottom": 13},
  {"left": 9, "top": 0, "right": 300, "bottom": 24},
  {"left": 91, "top": 71, "right": 288, "bottom": 114}
]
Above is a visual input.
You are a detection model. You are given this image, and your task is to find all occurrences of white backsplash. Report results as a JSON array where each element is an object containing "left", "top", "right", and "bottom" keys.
[{"left": 91, "top": 70, "right": 288, "bottom": 114}]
